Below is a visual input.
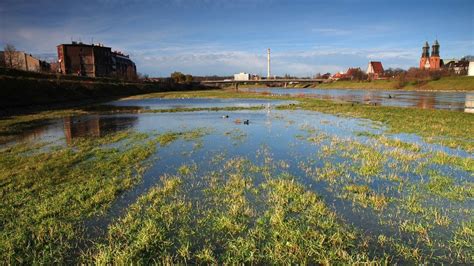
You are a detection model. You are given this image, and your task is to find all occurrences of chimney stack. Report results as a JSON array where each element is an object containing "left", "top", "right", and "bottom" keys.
[{"left": 267, "top": 48, "right": 271, "bottom": 79}]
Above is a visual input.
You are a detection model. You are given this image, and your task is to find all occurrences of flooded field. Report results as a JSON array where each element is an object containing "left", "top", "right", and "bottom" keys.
[
  {"left": 1, "top": 97, "right": 472, "bottom": 264},
  {"left": 245, "top": 87, "right": 474, "bottom": 112},
  {"left": 108, "top": 97, "right": 295, "bottom": 110}
]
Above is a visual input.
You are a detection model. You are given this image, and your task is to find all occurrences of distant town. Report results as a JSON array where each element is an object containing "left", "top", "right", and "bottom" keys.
[{"left": 0, "top": 40, "right": 473, "bottom": 83}]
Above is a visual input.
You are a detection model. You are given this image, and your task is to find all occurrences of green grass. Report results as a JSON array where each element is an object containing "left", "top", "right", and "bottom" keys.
[
  {"left": 343, "top": 184, "right": 390, "bottom": 211},
  {"left": 293, "top": 98, "right": 474, "bottom": 152},
  {"left": 89, "top": 160, "right": 380, "bottom": 264},
  {"left": 425, "top": 173, "right": 474, "bottom": 201},
  {"left": 0, "top": 131, "right": 155, "bottom": 263},
  {"left": 0, "top": 128, "right": 210, "bottom": 264}
]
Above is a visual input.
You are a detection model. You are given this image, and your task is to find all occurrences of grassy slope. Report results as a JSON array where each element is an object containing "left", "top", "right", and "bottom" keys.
[
  {"left": 0, "top": 74, "right": 209, "bottom": 109},
  {"left": 318, "top": 76, "right": 474, "bottom": 91}
]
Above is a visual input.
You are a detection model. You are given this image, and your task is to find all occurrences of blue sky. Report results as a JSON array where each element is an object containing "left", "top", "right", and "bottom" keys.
[{"left": 1, "top": 0, "right": 473, "bottom": 76}]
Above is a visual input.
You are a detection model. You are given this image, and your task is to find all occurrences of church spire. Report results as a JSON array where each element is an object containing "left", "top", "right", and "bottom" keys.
[
  {"left": 431, "top": 40, "right": 440, "bottom": 57},
  {"left": 422, "top": 41, "right": 430, "bottom": 58}
]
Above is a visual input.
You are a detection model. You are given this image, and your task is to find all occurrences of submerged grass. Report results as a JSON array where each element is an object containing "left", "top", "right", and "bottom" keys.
[
  {"left": 89, "top": 159, "right": 381, "bottom": 264},
  {"left": 425, "top": 173, "right": 474, "bottom": 201},
  {"left": 1, "top": 89, "right": 473, "bottom": 264},
  {"left": 0, "top": 128, "right": 210, "bottom": 264},
  {"left": 0, "top": 131, "right": 154, "bottom": 263}
]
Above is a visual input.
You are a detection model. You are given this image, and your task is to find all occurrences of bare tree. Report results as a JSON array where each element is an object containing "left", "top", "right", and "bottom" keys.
[{"left": 4, "top": 44, "right": 18, "bottom": 68}]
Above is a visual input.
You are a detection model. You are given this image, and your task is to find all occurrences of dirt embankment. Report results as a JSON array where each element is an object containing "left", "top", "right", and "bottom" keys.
[{"left": 0, "top": 68, "right": 211, "bottom": 114}]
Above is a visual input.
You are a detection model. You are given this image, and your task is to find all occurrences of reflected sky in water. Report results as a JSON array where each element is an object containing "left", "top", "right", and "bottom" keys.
[
  {"left": 245, "top": 88, "right": 474, "bottom": 112},
  {"left": 107, "top": 97, "right": 295, "bottom": 110}
]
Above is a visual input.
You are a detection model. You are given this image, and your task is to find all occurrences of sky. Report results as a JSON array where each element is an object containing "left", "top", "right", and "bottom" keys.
[{"left": 0, "top": 0, "right": 473, "bottom": 77}]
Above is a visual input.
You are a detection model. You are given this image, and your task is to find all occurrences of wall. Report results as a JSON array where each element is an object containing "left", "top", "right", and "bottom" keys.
[{"left": 468, "top": 62, "right": 474, "bottom": 76}]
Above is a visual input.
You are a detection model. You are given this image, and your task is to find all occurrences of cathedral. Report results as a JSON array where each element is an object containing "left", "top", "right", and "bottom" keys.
[{"left": 419, "top": 40, "right": 441, "bottom": 70}]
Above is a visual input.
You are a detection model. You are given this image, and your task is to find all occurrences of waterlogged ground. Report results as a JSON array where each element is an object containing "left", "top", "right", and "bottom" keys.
[
  {"left": 0, "top": 97, "right": 473, "bottom": 264},
  {"left": 108, "top": 97, "right": 295, "bottom": 110},
  {"left": 245, "top": 87, "right": 474, "bottom": 112}
]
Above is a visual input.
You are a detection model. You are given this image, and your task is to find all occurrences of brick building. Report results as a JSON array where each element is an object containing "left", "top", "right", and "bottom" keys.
[
  {"left": 111, "top": 51, "right": 137, "bottom": 80},
  {"left": 0, "top": 51, "right": 50, "bottom": 72},
  {"left": 57, "top": 42, "right": 136, "bottom": 79},
  {"left": 366, "top": 61, "right": 384, "bottom": 79},
  {"left": 419, "top": 40, "right": 441, "bottom": 70}
]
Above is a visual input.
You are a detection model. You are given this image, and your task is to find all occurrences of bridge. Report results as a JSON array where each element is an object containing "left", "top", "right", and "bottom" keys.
[{"left": 201, "top": 79, "right": 326, "bottom": 90}]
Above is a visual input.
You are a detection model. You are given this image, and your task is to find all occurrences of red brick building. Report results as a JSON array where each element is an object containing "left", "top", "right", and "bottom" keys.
[
  {"left": 111, "top": 51, "right": 137, "bottom": 80},
  {"left": 57, "top": 42, "right": 136, "bottom": 79},
  {"left": 419, "top": 40, "right": 441, "bottom": 70}
]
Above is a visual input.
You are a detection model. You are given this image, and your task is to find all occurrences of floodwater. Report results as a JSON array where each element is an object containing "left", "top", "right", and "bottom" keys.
[
  {"left": 108, "top": 97, "right": 296, "bottom": 109},
  {"left": 244, "top": 87, "right": 474, "bottom": 112},
  {"left": 3, "top": 97, "right": 473, "bottom": 262}
]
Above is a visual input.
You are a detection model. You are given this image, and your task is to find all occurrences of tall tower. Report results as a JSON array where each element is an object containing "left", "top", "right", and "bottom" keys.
[
  {"left": 429, "top": 40, "right": 440, "bottom": 70},
  {"left": 267, "top": 48, "right": 271, "bottom": 79},
  {"left": 419, "top": 41, "right": 430, "bottom": 69}
]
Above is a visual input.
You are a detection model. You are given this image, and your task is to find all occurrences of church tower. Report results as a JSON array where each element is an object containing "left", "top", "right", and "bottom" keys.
[
  {"left": 429, "top": 40, "right": 441, "bottom": 70},
  {"left": 419, "top": 41, "right": 430, "bottom": 69}
]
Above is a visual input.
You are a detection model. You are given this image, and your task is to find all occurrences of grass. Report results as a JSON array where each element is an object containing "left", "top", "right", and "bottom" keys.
[
  {"left": 430, "top": 151, "right": 474, "bottom": 172},
  {"left": 425, "top": 173, "right": 474, "bottom": 201},
  {"left": 0, "top": 131, "right": 155, "bottom": 263},
  {"left": 343, "top": 184, "right": 390, "bottom": 211},
  {"left": 89, "top": 159, "right": 380, "bottom": 264},
  {"left": 0, "top": 128, "right": 210, "bottom": 264},
  {"left": 293, "top": 98, "right": 474, "bottom": 152}
]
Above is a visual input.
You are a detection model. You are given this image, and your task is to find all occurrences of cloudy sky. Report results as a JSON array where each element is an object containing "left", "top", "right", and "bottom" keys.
[{"left": 1, "top": 0, "right": 473, "bottom": 76}]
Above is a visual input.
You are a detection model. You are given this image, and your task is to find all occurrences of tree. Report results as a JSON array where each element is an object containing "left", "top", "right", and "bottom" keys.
[
  {"left": 351, "top": 68, "right": 367, "bottom": 81},
  {"left": 384, "top": 68, "right": 406, "bottom": 78},
  {"left": 3, "top": 43, "right": 19, "bottom": 69},
  {"left": 185, "top": 74, "right": 193, "bottom": 83},
  {"left": 171, "top": 71, "right": 186, "bottom": 83}
]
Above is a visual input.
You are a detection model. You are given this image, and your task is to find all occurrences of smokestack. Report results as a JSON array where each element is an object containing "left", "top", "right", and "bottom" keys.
[{"left": 267, "top": 48, "right": 271, "bottom": 79}]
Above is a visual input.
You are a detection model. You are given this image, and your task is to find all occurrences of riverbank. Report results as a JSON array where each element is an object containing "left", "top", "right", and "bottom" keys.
[
  {"left": 317, "top": 76, "right": 474, "bottom": 91},
  {"left": 0, "top": 68, "right": 210, "bottom": 115}
]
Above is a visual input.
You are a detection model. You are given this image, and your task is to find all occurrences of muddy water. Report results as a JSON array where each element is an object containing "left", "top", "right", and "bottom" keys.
[
  {"left": 3, "top": 98, "right": 473, "bottom": 262},
  {"left": 245, "top": 87, "right": 474, "bottom": 112}
]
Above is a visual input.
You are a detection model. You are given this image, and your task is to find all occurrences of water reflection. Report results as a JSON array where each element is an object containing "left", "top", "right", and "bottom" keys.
[
  {"left": 63, "top": 115, "right": 138, "bottom": 143},
  {"left": 465, "top": 94, "right": 474, "bottom": 113},
  {"left": 108, "top": 98, "right": 295, "bottom": 110},
  {"left": 245, "top": 88, "right": 474, "bottom": 112},
  {"left": 416, "top": 94, "right": 436, "bottom": 109},
  {"left": 0, "top": 115, "right": 139, "bottom": 146}
]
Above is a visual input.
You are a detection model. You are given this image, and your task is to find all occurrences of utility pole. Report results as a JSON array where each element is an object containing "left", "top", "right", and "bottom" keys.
[{"left": 267, "top": 48, "right": 271, "bottom": 79}]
